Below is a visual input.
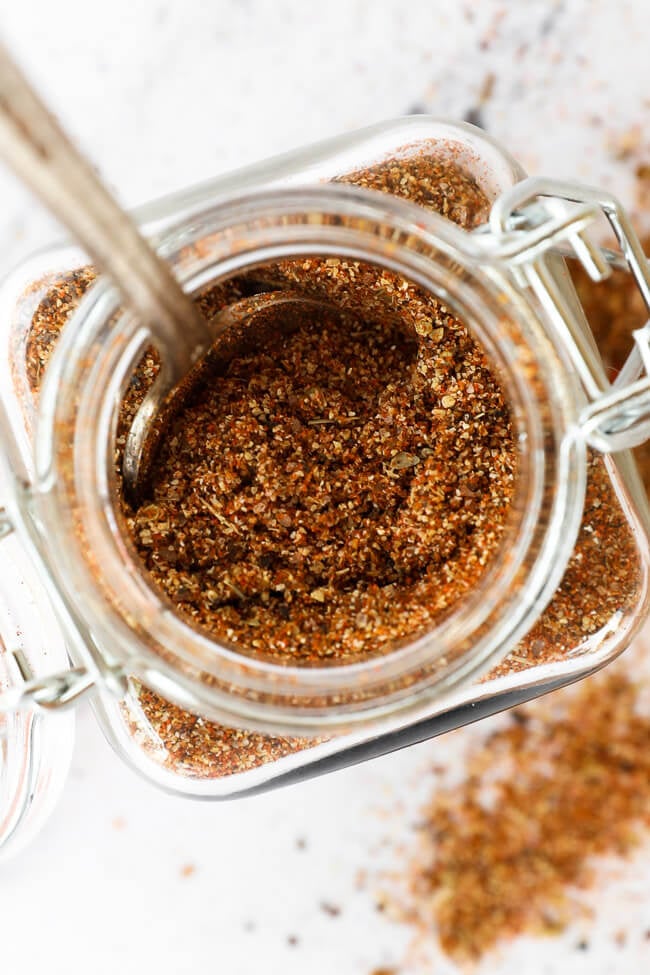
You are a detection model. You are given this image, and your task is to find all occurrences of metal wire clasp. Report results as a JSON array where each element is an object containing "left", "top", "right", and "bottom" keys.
[
  {"left": 484, "top": 177, "right": 650, "bottom": 453},
  {"left": 0, "top": 650, "right": 96, "bottom": 713}
]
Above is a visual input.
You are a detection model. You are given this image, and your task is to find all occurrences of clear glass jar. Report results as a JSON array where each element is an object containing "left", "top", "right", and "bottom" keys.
[{"left": 1, "top": 116, "right": 650, "bottom": 854}]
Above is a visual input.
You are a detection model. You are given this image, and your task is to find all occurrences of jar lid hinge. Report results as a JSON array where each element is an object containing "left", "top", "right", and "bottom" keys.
[{"left": 485, "top": 177, "right": 650, "bottom": 453}]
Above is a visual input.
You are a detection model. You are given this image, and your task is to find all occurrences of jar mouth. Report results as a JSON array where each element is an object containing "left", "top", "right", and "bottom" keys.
[{"left": 34, "top": 184, "right": 584, "bottom": 730}]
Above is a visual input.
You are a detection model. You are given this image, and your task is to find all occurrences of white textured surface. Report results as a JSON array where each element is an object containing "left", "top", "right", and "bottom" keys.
[{"left": 3, "top": 2, "right": 650, "bottom": 973}]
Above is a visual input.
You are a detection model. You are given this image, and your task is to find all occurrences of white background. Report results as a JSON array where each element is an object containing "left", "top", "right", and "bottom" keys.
[{"left": 3, "top": 2, "right": 650, "bottom": 973}]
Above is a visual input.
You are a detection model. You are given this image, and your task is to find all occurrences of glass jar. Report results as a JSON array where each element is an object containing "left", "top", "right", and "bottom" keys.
[{"left": 1, "top": 116, "right": 650, "bottom": 856}]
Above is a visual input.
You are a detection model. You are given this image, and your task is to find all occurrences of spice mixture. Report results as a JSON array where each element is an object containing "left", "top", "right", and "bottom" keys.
[
  {"left": 19, "top": 147, "right": 644, "bottom": 781},
  {"left": 403, "top": 661, "right": 650, "bottom": 964},
  {"left": 129, "top": 272, "right": 515, "bottom": 666}
]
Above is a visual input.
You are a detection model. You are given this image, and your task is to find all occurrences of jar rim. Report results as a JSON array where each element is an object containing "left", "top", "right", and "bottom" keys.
[{"left": 33, "top": 183, "right": 585, "bottom": 732}]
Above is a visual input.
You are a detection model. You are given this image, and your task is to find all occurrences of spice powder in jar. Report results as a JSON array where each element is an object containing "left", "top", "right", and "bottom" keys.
[
  {"left": 23, "top": 151, "right": 642, "bottom": 779},
  {"left": 571, "top": 240, "right": 650, "bottom": 494}
]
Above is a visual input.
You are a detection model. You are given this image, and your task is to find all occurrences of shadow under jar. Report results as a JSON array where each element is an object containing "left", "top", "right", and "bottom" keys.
[{"left": 0, "top": 118, "right": 648, "bottom": 838}]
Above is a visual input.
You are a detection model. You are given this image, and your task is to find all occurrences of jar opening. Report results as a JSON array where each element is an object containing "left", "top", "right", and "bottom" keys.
[
  {"left": 35, "top": 185, "right": 580, "bottom": 728},
  {"left": 115, "top": 251, "right": 522, "bottom": 673}
]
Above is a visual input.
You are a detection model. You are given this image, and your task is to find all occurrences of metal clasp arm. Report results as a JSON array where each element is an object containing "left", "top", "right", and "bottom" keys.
[
  {"left": 0, "top": 652, "right": 96, "bottom": 713},
  {"left": 489, "top": 177, "right": 650, "bottom": 452}
]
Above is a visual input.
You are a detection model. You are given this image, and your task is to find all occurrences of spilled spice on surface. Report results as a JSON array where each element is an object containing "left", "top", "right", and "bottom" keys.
[{"left": 405, "top": 664, "right": 650, "bottom": 964}]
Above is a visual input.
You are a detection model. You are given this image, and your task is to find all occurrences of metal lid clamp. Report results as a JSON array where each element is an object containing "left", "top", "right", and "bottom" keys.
[
  {"left": 0, "top": 374, "right": 131, "bottom": 717},
  {"left": 0, "top": 598, "right": 121, "bottom": 715},
  {"left": 0, "top": 493, "right": 123, "bottom": 716},
  {"left": 2, "top": 653, "right": 95, "bottom": 713},
  {"left": 481, "top": 177, "right": 650, "bottom": 454}
]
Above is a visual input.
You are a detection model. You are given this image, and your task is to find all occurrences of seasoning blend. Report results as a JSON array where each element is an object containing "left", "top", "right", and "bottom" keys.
[
  {"left": 0, "top": 117, "right": 650, "bottom": 853},
  {"left": 402, "top": 654, "right": 650, "bottom": 965}
]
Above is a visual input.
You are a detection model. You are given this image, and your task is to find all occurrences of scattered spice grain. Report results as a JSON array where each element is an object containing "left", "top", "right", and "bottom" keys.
[
  {"left": 319, "top": 901, "right": 342, "bottom": 918},
  {"left": 403, "top": 663, "right": 650, "bottom": 963}
]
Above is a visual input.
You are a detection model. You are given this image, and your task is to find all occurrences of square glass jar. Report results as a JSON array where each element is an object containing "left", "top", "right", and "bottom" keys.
[{"left": 0, "top": 117, "right": 648, "bottom": 837}]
